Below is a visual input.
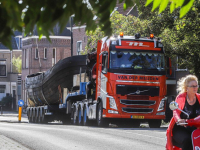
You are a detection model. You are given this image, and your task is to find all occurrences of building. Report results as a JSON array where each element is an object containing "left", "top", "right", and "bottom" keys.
[
  {"left": 0, "top": 31, "right": 22, "bottom": 111},
  {"left": 21, "top": 25, "right": 72, "bottom": 106}
]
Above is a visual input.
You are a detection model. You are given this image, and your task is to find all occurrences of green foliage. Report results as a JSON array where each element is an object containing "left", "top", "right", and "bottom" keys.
[
  {"left": 0, "top": 0, "right": 195, "bottom": 49},
  {"left": 85, "top": 11, "right": 152, "bottom": 53},
  {"left": 139, "top": 0, "right": 200, "bottom": 79},
  {"left": 12, "top": 55, "right": 22, "bottom": 73},
  {"left": 0, "top": 95, "right": 12, "bottom": 106},
  {"left": 146, "top": 0, "right": 195, "bottom": 18}
]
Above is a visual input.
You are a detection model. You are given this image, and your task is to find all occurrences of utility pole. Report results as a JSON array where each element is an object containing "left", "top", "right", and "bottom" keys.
[{"left": 70, "top": 16, "right": 73, "bottom": 56}]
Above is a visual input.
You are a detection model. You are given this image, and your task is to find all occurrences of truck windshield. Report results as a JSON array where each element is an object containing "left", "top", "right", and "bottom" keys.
[{"left": 110, "top": 51, "right": 165, "bottom": 71}]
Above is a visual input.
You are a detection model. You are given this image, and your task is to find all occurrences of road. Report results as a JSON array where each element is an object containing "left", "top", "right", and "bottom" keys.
[{"left": 0, "top": 121, "right": 167, "bottom": 150}]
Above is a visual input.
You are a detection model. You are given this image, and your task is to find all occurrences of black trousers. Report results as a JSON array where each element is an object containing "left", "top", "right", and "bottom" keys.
[{"left": 172, "top": 124, "right": 196, "bottom": 150}]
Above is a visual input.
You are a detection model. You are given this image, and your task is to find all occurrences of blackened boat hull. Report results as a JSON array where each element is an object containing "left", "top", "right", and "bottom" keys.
[{"left": 25, "top": 55, "right": 87, "bottom": 106}]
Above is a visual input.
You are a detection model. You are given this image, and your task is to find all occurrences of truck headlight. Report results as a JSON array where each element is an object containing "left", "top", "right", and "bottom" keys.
[
  {"left": 109, "top": 96, "right": 118, "bottom": 110},
  {"left": 157, "top": 97, "right": 167, "bottom": 111}
]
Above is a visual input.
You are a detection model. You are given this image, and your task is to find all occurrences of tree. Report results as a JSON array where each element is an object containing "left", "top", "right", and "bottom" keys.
[
  {"left": 12, "top": 55, "right": 22, "bottom": 73},
  {"left": 138, "top": 0, "right": 200, "bottom": 79},
  {"left": 0, "top": 0, "right": 195, "bottom": 49},
  {"left": 85, "top": 11, "right": 152, "bottom": 53}
]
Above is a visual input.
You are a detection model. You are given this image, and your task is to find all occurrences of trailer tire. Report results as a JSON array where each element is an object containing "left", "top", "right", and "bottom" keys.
[
  {"left": 28, "top": 109, "right": 31, "bottom": 123},
  {"left": 83, "top": 105, "right": 88, "bottom": 126},
  {"left": 31, "top": 110, "right": 35, "bottom": 123},
  {"left": 41, "top": 109, "right": 48, "bottom": 124},
  {"left": 78, "top": 106, "right": 82, "bottom": 125},
  {"left": 72, "top": 106, "right": 77, "bottom": 125},
  {"left": 97, "top": 101, "right": 109, "bottom": 127},
  {"left": 38, "top": 109, "right": 41, "bottom": 123},
  {"left": 34, "top": 109, "right": 38, "bottom": 123},
  {"left": 148, "top": 119, "right": 161, "bottom": 128}
]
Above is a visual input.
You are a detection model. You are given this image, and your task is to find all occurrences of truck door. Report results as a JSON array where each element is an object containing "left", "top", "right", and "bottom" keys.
[{"left": 99, "top": 52, "right": 108, "bottom": 109}]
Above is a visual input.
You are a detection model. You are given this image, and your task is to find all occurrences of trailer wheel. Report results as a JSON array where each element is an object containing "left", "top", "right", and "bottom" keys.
[
  {"left": 41, "top": 109, "right": 48, "bottom": 124},
  {"left": 31, "top": 110, "right": 35, "bottom": 123},
  {"left": 34, "top": 109, "right": 38, "bottom": 123},
  {"left": 28, "top": 109, "right": 31, "bottom": 123},
  {"left": 38, "top": 109, "right": 41, "bottom": 123},
  {"left": 97, "top": 101, "right": 109, "bottom": 127},
  {"left": 148, "top": 119, "right": 161, "bottom": 128},
  {"left": 83, "top": 105, "right": 88, "bottom": 126},
  {"left": 78, "top": 106, "right": 82, "bottom": 125},
  {"left": 72, "top": 106, "right": 77, "bottom": 125}
]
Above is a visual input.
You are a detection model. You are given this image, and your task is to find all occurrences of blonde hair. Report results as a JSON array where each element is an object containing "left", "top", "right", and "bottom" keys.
[{"left": 177, "top": 74, "right": 198, "bottom": 94}]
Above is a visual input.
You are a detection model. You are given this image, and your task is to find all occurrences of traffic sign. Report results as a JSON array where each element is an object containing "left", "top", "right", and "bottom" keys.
[{"left": 18, "top": 99, "right": 24, "bottom": 107}]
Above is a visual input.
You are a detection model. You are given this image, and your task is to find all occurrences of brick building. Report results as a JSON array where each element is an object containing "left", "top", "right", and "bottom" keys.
[
  {"left": 0, "top": 31, "right": 22, "bottom": 111},
  {"left": 21, "top": 26, "right": 71, "bottom": 106}
]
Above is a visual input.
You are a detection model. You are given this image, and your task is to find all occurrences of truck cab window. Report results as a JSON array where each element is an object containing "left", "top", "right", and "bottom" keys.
[{"left": 102, "top": 53, "right": 108, "bottom": 73}]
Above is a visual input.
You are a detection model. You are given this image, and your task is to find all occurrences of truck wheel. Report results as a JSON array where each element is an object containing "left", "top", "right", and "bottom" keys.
[
  {"left": 83, "top": 105, "right": 88, "bottom": 126},
  {"left": 78, "top": 106, "right": 82, "bottom": 125},
  {"left": 97, "top": 102, "right": 109, "bottom": 127},
  {"left": 148, "top": 119, "right": 161, "bottom": 128}
]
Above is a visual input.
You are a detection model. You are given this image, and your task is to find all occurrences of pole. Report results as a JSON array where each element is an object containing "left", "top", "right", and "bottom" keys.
[
  {"left": 1, "top": 106, "right": 2, "bottom": 115},
  {"left": 71, "top": 16, "right": 73, "bottom": 56},
  {"left": 18, "top": 106, "right": 22, "bottom": 122}
]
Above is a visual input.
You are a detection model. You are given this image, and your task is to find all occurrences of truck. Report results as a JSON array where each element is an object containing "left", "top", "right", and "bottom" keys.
[{"left": 26, "top": 33, "right": 171, "bottom": 128}]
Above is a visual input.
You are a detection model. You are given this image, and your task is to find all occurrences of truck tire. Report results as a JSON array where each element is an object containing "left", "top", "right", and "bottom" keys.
[
  {"left": 97, "top": 101, "right": 109, "bottom": 127},
  {"left": 148, "top": 119, "right": 161, "bottom": 128},
  {"left": 83, "top": 105, "right": 88, "bottom": 126},
  {"left": 78, "top": 106, "right": 82, "bottom": 125}
]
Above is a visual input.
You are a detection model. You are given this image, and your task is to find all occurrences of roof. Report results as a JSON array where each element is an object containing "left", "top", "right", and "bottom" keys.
[{"left": 0, "top": 31, "right": 22, "bottom": 50}]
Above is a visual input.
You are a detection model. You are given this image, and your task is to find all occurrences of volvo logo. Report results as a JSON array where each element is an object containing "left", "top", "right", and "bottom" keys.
[{"left": 135, "top": 90, "right": 141, "bottom": 94}]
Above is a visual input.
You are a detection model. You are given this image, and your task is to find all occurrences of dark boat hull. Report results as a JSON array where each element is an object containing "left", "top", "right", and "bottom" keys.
[{"left": 25, "top": 55, "right": 87, "bottom": 107}]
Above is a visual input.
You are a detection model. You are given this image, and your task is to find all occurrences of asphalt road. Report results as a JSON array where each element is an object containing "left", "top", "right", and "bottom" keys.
[{"left": 0, "top": 121, "right": 167, "bottom": 150}]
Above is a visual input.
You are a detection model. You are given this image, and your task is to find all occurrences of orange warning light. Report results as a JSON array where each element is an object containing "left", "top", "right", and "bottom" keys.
[
  {"left": 150, "top": 34, "right": 154, "bottom": 39},
  {"left": 120, "top": 32, "right": 124, "bottom": 37}
]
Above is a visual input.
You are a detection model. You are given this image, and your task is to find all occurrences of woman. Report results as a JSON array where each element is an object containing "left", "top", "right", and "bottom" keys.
[{"left": 167, "top": 75, "right": 200, "bottom": 150}]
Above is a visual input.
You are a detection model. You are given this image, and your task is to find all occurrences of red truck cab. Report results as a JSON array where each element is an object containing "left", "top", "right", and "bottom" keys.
[{"left": 95, "top": 33, "right": 167, "bottom": 128}]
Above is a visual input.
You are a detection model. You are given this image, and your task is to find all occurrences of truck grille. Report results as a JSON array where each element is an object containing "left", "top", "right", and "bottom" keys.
[
  {"left": 122, "top": 108, "right": 153, "bottom": 113},
  {"left": 127, "top": 95, "right": 149, "bottom": 100},
  {"left": 120, "top": 100, "right": 156, "bottom": 106},
  {"left": 116, "top": 85, "right": 159, "bottom": 96}
]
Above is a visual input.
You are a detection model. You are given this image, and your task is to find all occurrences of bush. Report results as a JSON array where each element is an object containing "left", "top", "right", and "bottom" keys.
[{"left": 0, "top": 95, "right": 13, "bottom": 106}]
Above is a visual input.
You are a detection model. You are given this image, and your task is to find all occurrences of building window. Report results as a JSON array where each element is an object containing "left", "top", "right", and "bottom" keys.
[
  {"left": 0, "top": 61, "right": 6, "bottom": 77},
  {"left": 176, "top": 56, "right": 187, "bottom": 71},
  {"left": 44, "top": 48, "right": 47, "bottom": 59},
  {"left": 52, "top": 48, "right": 56, "bottom": 66},
  {"left": 77, "top": 41, "right": 82, "bottom": 55},
  {"left": 0, "top": 87, "right": 5, "bottom": 93},
  {"left": 25, "top": 49, "right": 29, "bottom": 68},
  {"left": 35, "top": 48, "right": 38, "bottom": 59}
]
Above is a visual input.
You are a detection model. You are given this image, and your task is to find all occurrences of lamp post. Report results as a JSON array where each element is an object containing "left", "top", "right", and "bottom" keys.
[{"left": 70, "top": 15, "right": 74, "bottom": 56}]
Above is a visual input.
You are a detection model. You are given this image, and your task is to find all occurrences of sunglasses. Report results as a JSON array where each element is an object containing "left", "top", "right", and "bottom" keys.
[{"left": 187, "top": 85, "right": 199, "bottom": 88}]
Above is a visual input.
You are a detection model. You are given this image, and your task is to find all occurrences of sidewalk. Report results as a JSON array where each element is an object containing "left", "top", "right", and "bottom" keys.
[{"left": 0, "top": 111, "right": 28, "bottom": 123}]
